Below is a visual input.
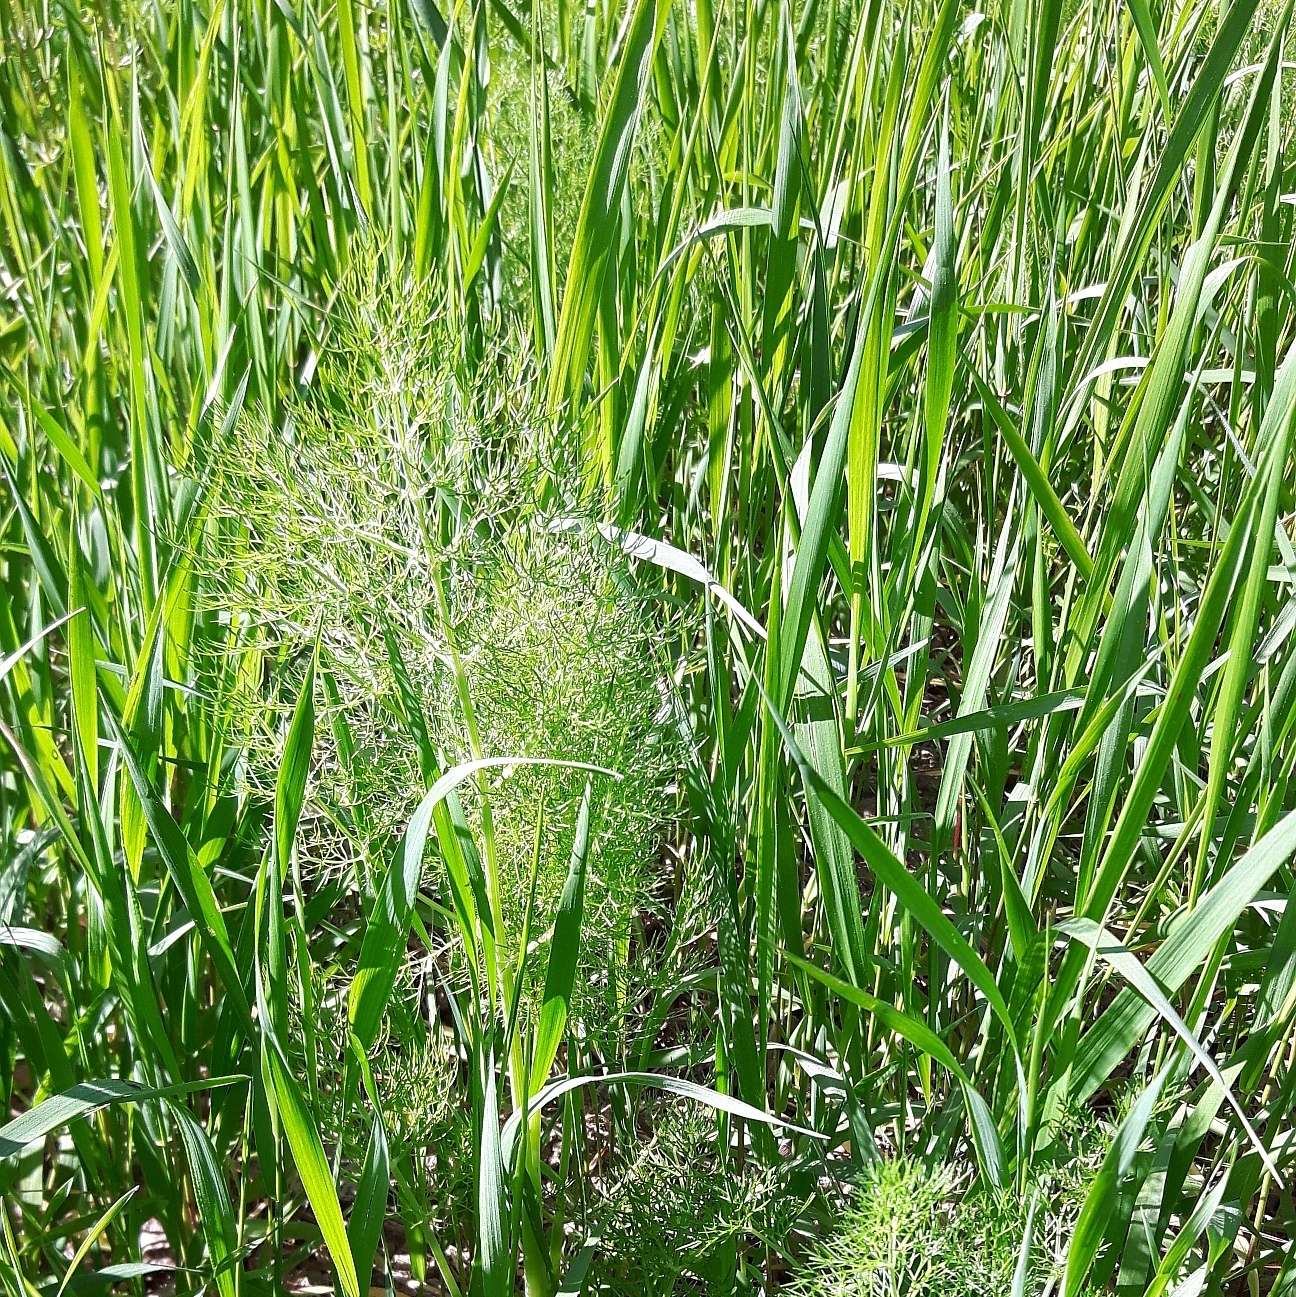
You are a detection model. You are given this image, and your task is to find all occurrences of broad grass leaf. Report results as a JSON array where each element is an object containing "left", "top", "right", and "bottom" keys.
[
  {"left": 348, "top": 1112, "right": 390, "bottom": 1291},
  {"left": 478, "top": 1063, "right": 510, "bottom": 1297},
  {"left": 260, "top": 1033, "right": 361, "bottom": 1297},
  {"left": 170, "top": 1108, "right": 240, "bottom": 1297},
  {"left": 275, "top": 649, "right": 316, "bottom": 878},
  {"left": 107, "top": 711, "right": 253, "bottom": 1029},
  {"left": 531, "top": 780, "right": 593, "bottom": 1084},
  {"left": 1073, "top": 804, "right": 1296, "bottom": 1100},
  {"left": 0, "top": 1077, "right": 243, "bottom": 1161},
  {"left": 501, "top": 1070, "right": 826, "bottom": 1165},
  {"left": 55, "top": 1187, "right": 139, "bottom": 1297},
  {"left": 1063, "top": 1067, "right": 1172, "bottom": 1297}
]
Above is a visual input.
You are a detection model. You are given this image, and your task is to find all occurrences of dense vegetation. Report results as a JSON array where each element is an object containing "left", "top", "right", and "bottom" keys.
[{"left": 3, "top": 0, "right": 1296, "bottom": 1292}]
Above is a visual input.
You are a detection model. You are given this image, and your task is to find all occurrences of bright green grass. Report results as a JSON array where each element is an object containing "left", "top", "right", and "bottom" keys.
[{"left": 2, "top": 0, "right": 1296, "bottom": 1293}]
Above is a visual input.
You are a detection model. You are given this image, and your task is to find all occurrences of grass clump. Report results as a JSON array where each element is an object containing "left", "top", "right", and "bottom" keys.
[{"left": 5, "top": 0, "right": 1296, "bottom": 1292}]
